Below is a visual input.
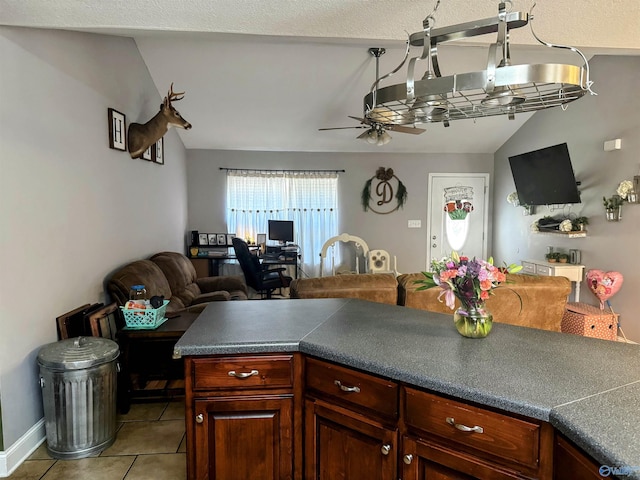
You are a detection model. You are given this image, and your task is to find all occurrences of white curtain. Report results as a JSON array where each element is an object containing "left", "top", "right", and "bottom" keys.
[{"left": 226, "top": 170, "right": 339, "bottom": 277}]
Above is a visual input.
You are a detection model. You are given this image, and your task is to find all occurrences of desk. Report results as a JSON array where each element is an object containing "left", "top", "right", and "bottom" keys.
[
  {"left": 262, "top": 255, "right": 299, "bottom": 279},
  {"left": 521, "top": 259, "right": 585, "bottom": 302},
  {"left": 190, "top": 253, "right": 300, "bottom": 278},
  {"left": 116, "top": 312, "right": 198, "bottom": 413}
]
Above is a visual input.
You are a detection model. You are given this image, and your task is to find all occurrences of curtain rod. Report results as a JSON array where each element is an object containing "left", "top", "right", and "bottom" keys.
[{"left": 220, "top": 168, "right": 345, "bottom": 174}]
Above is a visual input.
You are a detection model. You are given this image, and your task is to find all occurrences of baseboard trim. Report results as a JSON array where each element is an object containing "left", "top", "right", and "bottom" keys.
[{"left": 0, "top": 419, "right": 46, "bottom": 478}]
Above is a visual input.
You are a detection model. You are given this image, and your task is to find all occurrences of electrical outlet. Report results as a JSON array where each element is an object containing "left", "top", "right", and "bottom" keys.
[{"left": 408, "top": 220, "right": 421, "bottom": 228}]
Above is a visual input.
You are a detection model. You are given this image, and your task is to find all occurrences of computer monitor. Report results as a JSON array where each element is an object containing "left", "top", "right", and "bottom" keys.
[{"left": 268, "top": 220, "right": 294, "bottom": 244}]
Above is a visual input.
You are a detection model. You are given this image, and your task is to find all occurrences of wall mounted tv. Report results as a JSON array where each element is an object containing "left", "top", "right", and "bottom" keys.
[
  {"left": 268, "top": 220, "right": 294, "bottom": 244},
  {"left": 508, "top": 143, "right": 581, "bottom": 206}
]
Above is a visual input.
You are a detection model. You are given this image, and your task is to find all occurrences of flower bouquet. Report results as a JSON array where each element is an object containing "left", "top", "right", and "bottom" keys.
[{"left": 415, "top": 252, "right": 522, "bottom": 338}]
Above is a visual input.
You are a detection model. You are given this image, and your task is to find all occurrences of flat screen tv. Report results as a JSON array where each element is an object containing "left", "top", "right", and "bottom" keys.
[
  {"left": 268, "top": 220, "right": 294, "bottom": 244},
  {"left": 508, "top": 143, "right": 581, "bottom": 206}
]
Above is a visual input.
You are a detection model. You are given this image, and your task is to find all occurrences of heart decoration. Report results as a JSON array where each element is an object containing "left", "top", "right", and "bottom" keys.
[{"left": 586, "top": 270, "right": 624, "bottom": 309}]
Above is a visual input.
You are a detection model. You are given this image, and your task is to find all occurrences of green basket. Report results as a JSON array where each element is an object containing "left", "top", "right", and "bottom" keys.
[{"left": 120, "top": 300, "right": 169, "bottom": 330}]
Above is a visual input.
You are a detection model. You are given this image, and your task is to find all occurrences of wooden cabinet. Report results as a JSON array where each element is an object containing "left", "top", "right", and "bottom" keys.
[
  {"left": 304, "top": 357, "right": 398, "bottom": 480},
  {"left": 184, "top": 353, "right": 602, "bottom": 480},
  {"left": 402, "top": 387, "right": 553, "bottom": 479},
  {"left": 185, "top": 354, "right": 302, "bottom": 480},
  {"left": 554, "top": 434, "right": 606, "bottom": 479},
  {"left": 521, "top": 260, "right": 585, "bottom": 302}
]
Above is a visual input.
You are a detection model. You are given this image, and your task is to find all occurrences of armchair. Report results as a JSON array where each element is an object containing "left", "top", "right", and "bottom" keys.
[{"left": 232, "top": 237, "right": 292, "bottom": 299}]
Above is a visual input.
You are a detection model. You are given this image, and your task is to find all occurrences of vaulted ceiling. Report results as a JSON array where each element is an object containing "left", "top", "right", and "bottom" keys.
[{"left": 2, "top": 0, "right": 639, "bottom": 153}]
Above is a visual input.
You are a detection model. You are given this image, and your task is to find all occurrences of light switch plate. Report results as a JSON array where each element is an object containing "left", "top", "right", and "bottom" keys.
[{"left": 408, "top": 220, "right": 421, "bottom": 228}]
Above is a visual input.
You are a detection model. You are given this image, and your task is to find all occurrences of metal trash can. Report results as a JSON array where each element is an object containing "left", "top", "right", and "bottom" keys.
[{"left": 38, "top": 336, "right": 119, "bottom": 459}]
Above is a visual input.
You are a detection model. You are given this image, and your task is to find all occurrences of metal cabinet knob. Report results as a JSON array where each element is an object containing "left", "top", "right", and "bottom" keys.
[
  {"left": 403, "top": 454, "right": 414, "bottom": 465},
  {"left": 195, "top": 413, "right": 204, "bottom": 424},
  {"left": 381, "top": 444, "right": 391, "bottom": 455}
]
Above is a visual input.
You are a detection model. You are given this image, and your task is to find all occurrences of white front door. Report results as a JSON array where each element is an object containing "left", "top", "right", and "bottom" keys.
[{"left": 426, "top": 173, "right": 489, "bottom": 268}]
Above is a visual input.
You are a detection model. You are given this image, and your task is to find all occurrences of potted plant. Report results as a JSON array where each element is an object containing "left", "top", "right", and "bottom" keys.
[
  {"left": 557, "top": 253, "right": 569, "bottom": 263},
  {"left": 572, "top": 216, "right": 589, "bottom": 231},
  {"left": 545, "top": 252, "right": 560, "bottom": 263},
  {"left": 603, "top": 195, "right": 624, "bottom": 221}
]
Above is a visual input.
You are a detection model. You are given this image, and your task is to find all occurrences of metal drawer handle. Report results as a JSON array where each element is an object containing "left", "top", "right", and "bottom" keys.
[
  {"left": 228, "top": 369, "right": 259, "bottom": 379},
  {"left": 446, "top": 417, "right": 484, "bottom": 434},
  {"left": 334, "top": 380, "right": 361, "bottom": 393}
]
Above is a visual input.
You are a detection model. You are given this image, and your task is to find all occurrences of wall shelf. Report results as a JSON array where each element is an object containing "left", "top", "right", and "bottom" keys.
[{"left": 535, "top": 229, "right": 587, "bottom": 238}]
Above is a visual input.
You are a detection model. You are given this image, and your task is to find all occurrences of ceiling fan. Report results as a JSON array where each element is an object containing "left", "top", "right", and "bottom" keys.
[{"left": 319, "top": 48, "right": 426, "bottom": 145}]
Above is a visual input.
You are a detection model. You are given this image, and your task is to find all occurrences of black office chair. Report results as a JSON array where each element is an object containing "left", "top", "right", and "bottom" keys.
[{"left": 232, "top": 237, "right": 292, "bottom": 299}]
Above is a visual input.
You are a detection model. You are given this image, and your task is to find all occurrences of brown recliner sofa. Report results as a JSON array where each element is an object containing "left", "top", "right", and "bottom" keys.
[
  {"left": 290, "top": 272, "right": 572, "bottom": 331},
  {"left": 108, "top": 251, "right": 248, "bottom": 313}
]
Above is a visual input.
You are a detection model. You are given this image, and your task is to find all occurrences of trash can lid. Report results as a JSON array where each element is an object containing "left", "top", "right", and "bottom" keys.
[{"left": 38, "top": 337, "right": 119, "bottom": 370}]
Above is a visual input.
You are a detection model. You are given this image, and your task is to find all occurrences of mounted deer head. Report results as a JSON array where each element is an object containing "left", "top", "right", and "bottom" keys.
[{"left": 127, "top": 83, "right": 192, "bottom": 159}]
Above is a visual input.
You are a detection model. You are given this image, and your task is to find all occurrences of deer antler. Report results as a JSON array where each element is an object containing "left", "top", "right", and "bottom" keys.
[{"left": 167, "top": 82, "right": 185, "bottom": 103}]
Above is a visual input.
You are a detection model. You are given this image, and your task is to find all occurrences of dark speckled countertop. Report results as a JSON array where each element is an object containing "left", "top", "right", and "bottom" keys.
[{"left": 174, "top": 298, "right": 640, "bottom": 477}]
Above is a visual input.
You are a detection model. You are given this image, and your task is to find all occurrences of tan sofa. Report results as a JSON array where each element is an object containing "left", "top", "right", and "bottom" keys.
[
  {"left": 397, "top": 273, "right": 571, "bottom": 332},
  {"left": 290, "top": 272, "right": 572, "bottom": 332},
  {"left": 289, "top": 273, "right": 398, "bottom": 305},
  {"left": 108, "top": 251, "right": 248, "bottom": 313}
]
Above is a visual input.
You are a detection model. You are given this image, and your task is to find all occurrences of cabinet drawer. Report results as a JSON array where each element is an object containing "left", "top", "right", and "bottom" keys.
[
  {"left": 536, "top": 264, "right": 551, "bottom": 275},
  {"left": 305, "top": 357, "right": 398, "bottom": 419},
  {"left": 191, "top": 355, "right": 293, "bottom": 391},
  {"left": 404, "top": 388, "right": 541, "bottom": 469},
  {"left": 521, "top": 262, "right": 536, "bottom": 275}
]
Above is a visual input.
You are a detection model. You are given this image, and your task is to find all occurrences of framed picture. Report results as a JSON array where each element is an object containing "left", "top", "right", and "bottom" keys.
[
  {"left": 198, "top": 233, "right": 209, "bottom": 246},
  {"left": 208, "top": 234, "right": 217, "bottom": 246},
  {"left": 141, "top": 145, "right": 153, "bottom": 161},
  {"left": 153, "top": 136, "right": 164, "bottom": 165},
  {"left": 226, "top": 234, "right": 236, "bottom": 245},
  {"left": 108, "top": 108, "right": 126, "bottom": 151},
  {"left": 257, "top": 233, "right": 266, "bottom": 245},
  {"left": 217, "top": 234, "right": 227, "bottom": 246}
]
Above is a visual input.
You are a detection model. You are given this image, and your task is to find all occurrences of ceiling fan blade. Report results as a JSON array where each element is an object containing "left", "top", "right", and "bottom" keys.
[
  {"left": 356, "top": 130, "right": 372, "bottom": 140},
  {"left": 319, "top": 126, "right": 367, "bottom": 131},
  {"left": 386, "top": 124, "right": 426, "bottom": 135}
]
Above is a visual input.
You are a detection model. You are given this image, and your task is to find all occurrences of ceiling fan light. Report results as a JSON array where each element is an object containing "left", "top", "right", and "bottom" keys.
[
  {"left": 380, "top": 131, "right": 392, "bottom": 145},
  {"left": 366, "top": 130, "right": 378, "bottom": 144}
]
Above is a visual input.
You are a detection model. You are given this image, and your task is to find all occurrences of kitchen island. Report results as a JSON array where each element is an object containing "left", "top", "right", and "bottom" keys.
[{"left": 175, "top": 298, "right": 640, "bottom": 479}]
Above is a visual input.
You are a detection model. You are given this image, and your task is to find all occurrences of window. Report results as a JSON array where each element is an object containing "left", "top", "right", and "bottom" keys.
[{"left": 226, "top": 170, "right": 339, "bottom": 276}]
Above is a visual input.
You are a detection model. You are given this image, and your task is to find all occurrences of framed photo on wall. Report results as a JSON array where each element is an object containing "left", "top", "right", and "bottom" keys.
[
  {"left": 198, "top": 233, "right": 209, "bottom": 246},
  {"left": 141, "top": 145, "right": 153, "bottom": 161},
  {"left": 153, "top": 137, "right": 164, "bottom": 165},
  {"left": 108, "top": 108, "right": 126, "bottom": 151},
  {"left": 217, "top": 234, "right": 227, "bottom": 246},
  {"left": 208, "top": 234, "right": 217, "bottom": 246}
]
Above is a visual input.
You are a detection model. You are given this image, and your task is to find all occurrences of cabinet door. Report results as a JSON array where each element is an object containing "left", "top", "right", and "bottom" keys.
[
  {"left": 554, "top": 435, "right": 605, "bottom": 479},
  {"left": 193, "top": 395, "right": 293, "bottom": 480},
  {"left": 401, "top": 437, "right": 523, "bottom": 480},
  {"left": 305, "top": 399, "right": 396, "bottom": 480}
]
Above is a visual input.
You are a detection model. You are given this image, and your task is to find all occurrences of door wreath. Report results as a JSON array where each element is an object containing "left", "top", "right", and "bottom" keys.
[{"left": 361, "top": 167, "right": 407, "bottom": 214}]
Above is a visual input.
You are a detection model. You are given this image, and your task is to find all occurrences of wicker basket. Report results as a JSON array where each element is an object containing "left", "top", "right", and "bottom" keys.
[{"left": 120, "top": 300, "right": 169, "bottom": 330}]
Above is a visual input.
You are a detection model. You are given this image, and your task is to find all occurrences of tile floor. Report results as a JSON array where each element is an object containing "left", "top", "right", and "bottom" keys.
[{"left": 9, "top": 400, "right": 187, "bottom": 480}]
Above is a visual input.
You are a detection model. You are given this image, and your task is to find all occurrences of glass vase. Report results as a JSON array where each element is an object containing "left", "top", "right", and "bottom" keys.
[{"left": 453, "top": 304, "right": 493, "bottom": 338}]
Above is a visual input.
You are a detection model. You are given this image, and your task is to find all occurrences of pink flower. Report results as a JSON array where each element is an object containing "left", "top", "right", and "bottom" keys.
[{"left": 479, "top": 279, "right": 492, "bottom": 291}]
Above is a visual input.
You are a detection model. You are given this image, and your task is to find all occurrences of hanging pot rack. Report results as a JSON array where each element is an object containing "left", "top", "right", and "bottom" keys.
[{"left": 363, "top": 2, "right": 595, "bottom": 127}]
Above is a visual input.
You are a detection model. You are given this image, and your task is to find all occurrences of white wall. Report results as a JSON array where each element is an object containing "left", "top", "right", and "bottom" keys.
[
  {"left": 187, "top": 149, "right": 494, "bottom": 274},
  {"left": 0, "top": 27, "right": 189, "bottom": 460},
  {"left": 493, "top": 55, "right": 640, "bottom": 342}
]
